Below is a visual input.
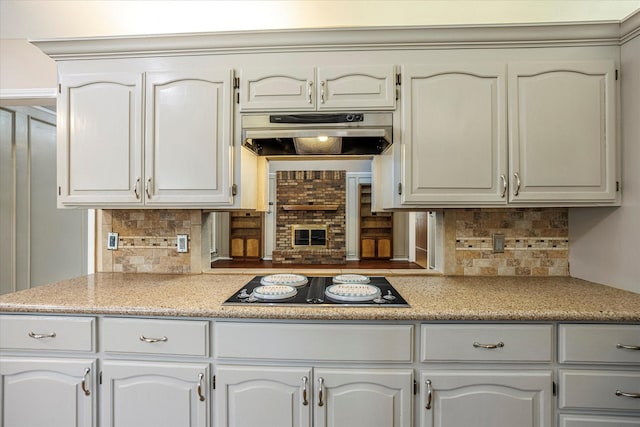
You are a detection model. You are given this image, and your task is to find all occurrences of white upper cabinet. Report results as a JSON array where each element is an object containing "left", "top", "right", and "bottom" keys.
[
  {"left": 239, "top": 65, "right": 396, "bottom": 111},
  {"left": 400, "top": 64, "right": 507, "bottom": 205},
  {"left": 58, "top": 68, "right": 235, "bottom": 208},
  {"left": 58, "top": 72, "right": 144, "bottom": 206},
  {"left": 508, "top": 60, "right": 618, "bottom": 204},
  {"left": 145, "top": 71, "right": 233, "bottom": 206}
]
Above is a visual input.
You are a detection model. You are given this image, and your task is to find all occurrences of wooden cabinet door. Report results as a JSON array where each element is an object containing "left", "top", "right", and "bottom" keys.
[
  {"left": 314, "top": 368, "right": 413, "bottom": 427},
  {"left": 377, "top": 238, "right": 392, "bottom": 258},
  {"left": 420, "top": 370, "right": 552, "bottom": 427},
  {"left": 318, "top": 65, "right": 396, "bottom": 110},
  {"left": 239, "top": 66, "right": 316, "bottom": 111},
  {"left": 145, "top": 70, "right": 233, "bottom": 206},
  {"left": 58, "top": 72, "right": 143, "bottom": 206},
  {"left": 361, "top": 239, "right": 377, "bottom": 258},
  {"left": 101, "top": 360, "right": 209, "bottom": 427},
  {"left": 215, "top": 365, "right": 312, "bottom": 427},
  {"left": 400, "top": 64, "right": 508, "bottom": 205},
  {"left": 508, "top": 60, "right": 617, "bottom": 204},
  {"left": 0, "top": 357, "right": 96, "bottom": 427}
]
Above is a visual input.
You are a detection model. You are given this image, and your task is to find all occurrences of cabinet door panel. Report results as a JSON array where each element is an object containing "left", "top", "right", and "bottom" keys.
[
  {"left": 401, "top": 64, "right": 507, "bottom": 205},
  {"left": 58, "top": 73, "right": 143, "bottom": 205},
  {"left": 315, "top": 369, "right": 412, "bottom": 427},
  {"left": 101, "top": 360, "right": 209, "bottom": 427},
  {"left": 508, "top": 61, "right": 617, "bottom": 203},
  {"left": 215, "top": 365, "right": 312, "bottom": 427},
  {"left": 145, "top": 71, "right": 233, "bottom": 205},
  {"left": 318, "top": 65, "right": 396, "bottom": 109},
  {"left": 0, "top": 357, "right": 96, "bottom": 427},
  {"left": 240, "top": 67, "right": 315, "bottom": 111},
  {"left": 420, "top": 370, "right": 552, "bottom": 427}
]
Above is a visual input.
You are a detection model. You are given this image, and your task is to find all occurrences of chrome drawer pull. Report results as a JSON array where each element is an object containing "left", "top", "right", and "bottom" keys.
[
  {"left": 513, "top": 172, "right": 521, "bottom": 196},
  {"left": 197, "top": 373, "right": 206, "bottom": 402},
  {"left": 616, "top": 343, "right": 640, "bottom": 351},
  {"left": 28, "top": 331, "right": 56, "bottom": 339},
  {"left": 499, "top": 174, "right": 507, "bottom": 198},
  {"left": 139, "top": 335, "right": 168, "bottom": 343},
  {"left": 425, "top": 379, "right": 433, "bottom": 410},
  {"left": 473, "top": 341, "right": 505, "bottom": 349},
  {"left": 616, "top": 390, "right": 640, "bottom": 398},
  {"left": 302, "top": 376, "right": 309, "bottom": 406},
  {"left": 81, "top": 367, "right": 91, "bottom": 396}
]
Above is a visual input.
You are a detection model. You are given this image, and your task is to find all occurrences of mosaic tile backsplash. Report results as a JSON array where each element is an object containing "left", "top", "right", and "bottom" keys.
[
  {"left": 453, "top": 208, "right": 569, "bottom": 276},
  {"left": 99, "top": 210, "right": 201, "bottom": 273}
]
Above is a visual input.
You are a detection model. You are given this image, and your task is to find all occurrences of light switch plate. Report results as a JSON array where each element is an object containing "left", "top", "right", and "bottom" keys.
[
  {"left": 177, "top": 234, "right": 189, "bottom": 253},
  {"left": 492, "top": 233, "right": 505, "bottom": 253},
  {"left": 107, "top": 232, "right": 119, "bottom": 250}
]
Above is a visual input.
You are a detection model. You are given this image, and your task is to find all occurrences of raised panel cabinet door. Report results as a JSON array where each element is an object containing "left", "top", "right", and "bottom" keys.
[
  {"left": 239, "top": 66, "right": 316, "bottom": 111},
  {"left": 400, "top": 64, "right": 508, "bottom": 205},
  {"left": 215, "top": 365, "right": 312, "bottom": 427},
  {"left": 0, "top": 357, "right": 96, "bottom": 427},
  {"left": 361, "top": 238, "right": 376, "bottom": 258},
  {"left": 58, "top": 72, "right": 143, "bottom": 206},
  {"left": 145, "top": 70, "right": 233, "bottom": 206},
  {"left": 420, "top": 370, "right": 553, "bottom": 427},
  {"left": 508, "top": 60, "right": 617, "bottom": 204},
  {"left": 314, "top": 368, "right": 413, "bottom": 427},
  {"left": 377, "top": 238, "right": 392, "bottom": 258},
  {"left": 317, "top": 65, "right": 396, "bottom": 110},
  {"left": 100, "top": 360, "right": 209, "bottom": 427}
]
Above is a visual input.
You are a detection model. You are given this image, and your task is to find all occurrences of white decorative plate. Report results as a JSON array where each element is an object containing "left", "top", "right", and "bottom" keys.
[
  {"left": 260, "top": 274, "right": 308, "bottom": 288},
  {"left": 253, "top": 285, "right": 297, "bottom": 300},
  {"left": 332, "top": 274, "right": 370, "bottom": 284},
  {"left": 325, "top": 284, "right": 381, "bottom": 302}
]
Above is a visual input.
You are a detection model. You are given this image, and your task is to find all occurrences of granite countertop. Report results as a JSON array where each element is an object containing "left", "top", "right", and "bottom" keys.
[{"left": 1, "top": 273, "right": 639, "bottom": 322}]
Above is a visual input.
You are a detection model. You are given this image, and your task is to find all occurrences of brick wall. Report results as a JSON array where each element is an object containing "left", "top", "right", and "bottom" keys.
[{"left": 272, "top": 171, "right": 346, "bottom": 264}]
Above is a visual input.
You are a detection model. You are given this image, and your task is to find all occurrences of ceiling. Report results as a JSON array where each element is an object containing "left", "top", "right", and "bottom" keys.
[{"left": 1, "top": 0, "right": 639, "bottom": 40}]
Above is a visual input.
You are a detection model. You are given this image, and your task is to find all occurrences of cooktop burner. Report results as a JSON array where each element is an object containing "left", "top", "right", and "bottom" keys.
[{"left": 223, "top": 276, "right": 409, "bottom": 307}]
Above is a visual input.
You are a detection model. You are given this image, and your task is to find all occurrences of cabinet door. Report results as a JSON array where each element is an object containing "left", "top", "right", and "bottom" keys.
[
  {"left": 0, "top": 357, "right": 96, "bottom": 427},
  {"left": 401, "top": 64, "right": 507, "bottom": 205},
  {"left": 508, "top": 60, "right": 617, "bottom": 204},
  {"left": 239, "top": 66, "right": 316, "bottom": 111},
  {"left": 215, "top": 365, "right": 312, "bottom": 427},
  {"left": 145, "top": 70, "right": 233, "bottom": 206},
  {"left": 101, "top": 360, "right": 209, "bottom": 427},
  {"left": 314, "top": 368, "right": 413, "bottom": 427},
  {"left": 58, "top": 73, "right": 143, "bottom": 206},
  {"left": 420, "top": 370, "right": 552, "bottom": 427},
  {"left": 318, "top": 65, "right": 396, "bottom": 110}
]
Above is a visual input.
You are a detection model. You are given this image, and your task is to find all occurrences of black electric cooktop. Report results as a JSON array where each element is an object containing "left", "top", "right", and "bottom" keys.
[{"left": 223, "top": 276, "right": 409, "bottom": 307}]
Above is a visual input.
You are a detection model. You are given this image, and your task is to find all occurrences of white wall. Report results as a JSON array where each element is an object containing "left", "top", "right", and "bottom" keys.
[{"left": 568, "top": 33, "right": 640, "bottom": 294}]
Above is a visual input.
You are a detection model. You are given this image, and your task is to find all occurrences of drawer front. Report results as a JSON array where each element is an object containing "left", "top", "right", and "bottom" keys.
[
  {"left": 559, "top": 324, "right": 640, "bottom": 364},
  {"left": 102, "top": 318, "right": 209, "bottom": 357},
  {"left": 214, "top": 322, "right": 413, "bottom": 362},
  {"left": 421, "top": 324, "right": 553, "bottom": 362},
  {"left": 559, "top": 414, "right": 640, "bottom": 427},
  {"left": 559, "top": 369, "right": 640, "bottom": 411},
  {"left": 0, "top": 315, "right": 95, "bottom": 352}
]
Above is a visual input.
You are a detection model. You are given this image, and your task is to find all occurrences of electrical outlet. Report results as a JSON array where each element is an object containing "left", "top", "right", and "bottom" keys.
[
  {"left": 492, "top": 233, "right": 505, "bottom": 253},
  {"left": 107, "top": 232, "right": 118, "bottom": 250},
  {"left": 177, "top": 234, "right": 189, "bottom": 253}
]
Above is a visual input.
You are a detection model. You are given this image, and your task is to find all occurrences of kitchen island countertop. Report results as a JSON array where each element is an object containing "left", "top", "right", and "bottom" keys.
[{"left": 0, "top": 273, "right": 638, "bottom": 322}]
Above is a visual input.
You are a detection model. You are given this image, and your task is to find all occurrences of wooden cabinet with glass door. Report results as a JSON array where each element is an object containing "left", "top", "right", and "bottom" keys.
[
  {"left": 230, "top": 211, "right": 263, "bottom": 260},
  {"left": 359, "top": 184, "right": 393, "bottom": 259}
]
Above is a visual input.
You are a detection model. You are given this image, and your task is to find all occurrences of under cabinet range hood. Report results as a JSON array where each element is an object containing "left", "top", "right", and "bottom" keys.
[{"left": 241, "top": 112, "right": 393, "bottom": 156}]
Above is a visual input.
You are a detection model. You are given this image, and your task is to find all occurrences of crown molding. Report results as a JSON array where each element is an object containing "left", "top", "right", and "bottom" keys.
[
  {"left": 30, "top": 21, "right": 624, "bottom": 60},
  {"left": 0, "top": 88, "right": 56, "bottom": 106},
  {"left": 621, "top": 9, "right": 640, "bottom": 44}
]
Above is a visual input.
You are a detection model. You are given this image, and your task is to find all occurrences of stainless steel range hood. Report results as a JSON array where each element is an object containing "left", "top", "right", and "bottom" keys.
[{"left": 241, "top": 112, "right": 392, "bottom": 156}]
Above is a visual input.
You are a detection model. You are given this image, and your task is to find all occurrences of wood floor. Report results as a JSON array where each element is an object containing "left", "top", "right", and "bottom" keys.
[{"left": 211, "top": 259, "right": 425, "bottom": 269}]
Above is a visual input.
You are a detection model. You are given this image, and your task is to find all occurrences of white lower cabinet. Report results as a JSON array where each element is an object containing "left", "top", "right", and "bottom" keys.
[
  {"left": 559, "top": 414, "right": 640, "bottom": 427},
  {"left": 0, "top": 357, "right": 97, "bottom": 427},
  {"left": 419, "top": 370, "right": 553, "bottom": 427},
  {"left": 215, "top": 365, "right": 413, "bottom": 427},
  {"left": 100, "top": 360, "right": 209, "bottom": 427}
]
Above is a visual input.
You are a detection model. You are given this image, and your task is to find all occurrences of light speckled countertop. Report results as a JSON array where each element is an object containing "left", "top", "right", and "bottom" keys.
[{"left": 1, "top": 273, "right": 639, "bottom": 322}]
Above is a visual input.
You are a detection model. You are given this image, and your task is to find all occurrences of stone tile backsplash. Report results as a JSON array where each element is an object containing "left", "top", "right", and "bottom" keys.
[
  {"left": 99, "top": 209, "right": 201, "bottom": 273},
  {"left": 452, "top": 208, "right": 569, "bottom": 276}
]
